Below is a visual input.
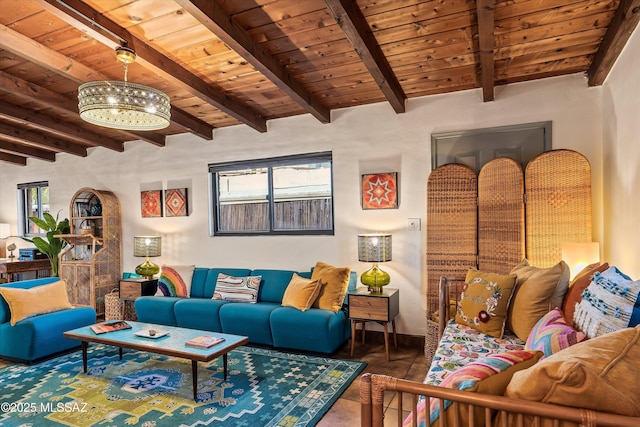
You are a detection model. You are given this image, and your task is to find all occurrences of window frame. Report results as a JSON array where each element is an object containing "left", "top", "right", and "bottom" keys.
[
  {"left": 17, "top": 181, "right": 50, "bottom": 236},
  {"left": 209, "top": 151, "right": 334, "bottom": 236}
]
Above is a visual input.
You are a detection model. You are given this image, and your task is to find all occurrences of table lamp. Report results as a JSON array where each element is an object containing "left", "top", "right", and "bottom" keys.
[
  {"left": 358, "top": 233, "right": 392, "bottom": 293},
  {"left": 0, "top": 223, "right": 10, "bottom": 259},
  {"left": 134, "top": 236, "right": 162, "bottom": 279},
  {"left": 561, "top": 242, "right": 600, "bottom": 280}
]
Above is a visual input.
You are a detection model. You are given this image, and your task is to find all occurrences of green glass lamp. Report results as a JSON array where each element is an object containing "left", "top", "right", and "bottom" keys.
[
  {"left": 358, "top": 233, "right": 392, "bottom": 293},
  {"left": 134, "top": 236, "right": 161, "bottom": 279}
]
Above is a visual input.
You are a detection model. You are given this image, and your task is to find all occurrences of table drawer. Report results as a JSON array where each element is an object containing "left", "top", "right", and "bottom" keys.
[
  {"left": 349, "top": 296, "right": 389, "bottom": 321},
  {"left": 120, "top": 281, "right": 142, "bottom": 299}
]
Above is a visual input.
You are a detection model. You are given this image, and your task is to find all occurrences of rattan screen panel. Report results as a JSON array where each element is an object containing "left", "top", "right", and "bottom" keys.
[
  {"left": 525, "top": 150, "right": 592, "bottom": 268},
  {"left": 426, "top": 163, "right": 478, "bottom": 316},
  {"left": 478, "top": 158, "right": 525, "bottom": 275}
]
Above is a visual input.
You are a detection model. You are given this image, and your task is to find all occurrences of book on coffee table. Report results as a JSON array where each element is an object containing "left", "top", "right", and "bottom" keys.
[
  {"left": 185, "top": 335, "right": 226, "bottom": 348},
  {"left": 90, "top": 321, "right": 131, "bottom": 334}
]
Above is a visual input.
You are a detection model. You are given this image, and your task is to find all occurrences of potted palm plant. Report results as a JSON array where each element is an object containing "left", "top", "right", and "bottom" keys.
[{"left": 23, "top": 212, "right": 70, "bottom": 277}]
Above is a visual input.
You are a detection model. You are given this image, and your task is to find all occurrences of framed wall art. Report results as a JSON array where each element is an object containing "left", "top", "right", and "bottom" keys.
[
  {"left": 165, "top": 188, "right": 189, "bottom": 217},
  {"left": 141, "top": 190, "right": 163, "bottom": 218},
  {"left": 361, "top": 172, "right": 398, "bottom": 209}
]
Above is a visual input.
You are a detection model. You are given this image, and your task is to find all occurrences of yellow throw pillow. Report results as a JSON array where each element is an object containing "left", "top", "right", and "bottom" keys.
[
  {"left": 281, "top": 273, "right": 322, "bottom": 312},
  {"left": 455, "top": 269, "right": 517, "bottom": 338},
  {"left": 505, "top": 326, "right": 640, "bottom": 419},
  {"left": 311, "top": 262, "right": 351, "bottom": 313},
  {"left": 507, "top": 259, "right": 570, "bottom": 340},
  {"left": 0, "top": 280, "right": 73, "bottom": 326}
]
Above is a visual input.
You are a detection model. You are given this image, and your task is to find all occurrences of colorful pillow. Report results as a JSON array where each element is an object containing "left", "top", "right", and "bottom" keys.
[
  {"left": 505, "top": 326, "right": 640, "bottom": 418},
  {"left": 281, "top": 274, "right": 322, "bottom": 312},
  {"left": 0, "top": 280, "right": 73, "bottom": 326},
  {"left": 507, "top": 259, "right": 570, "bottom": 341},
  {"left": 525, "top": 308, "right": 586, "bottom": 359},
  {"left": 156, "top": 265, "right": 195, "bottom": 297},
  {"left": 403, "top": 350, "right": 542, "bottom": 427},
  {"left": 213, "top": 273, "right": 262, "bottom": 303},
  {"left": 562, "top": 262, "right": 609, "bottom": 323},
  {"left": 310, "top": 262, "right": 351, "bottom": 313},
  {"left": 573, "top": 266, "right": 640, "bottom": 338},
  {"left": 455, "top": 269, "right": 517, "bottom": 338}
]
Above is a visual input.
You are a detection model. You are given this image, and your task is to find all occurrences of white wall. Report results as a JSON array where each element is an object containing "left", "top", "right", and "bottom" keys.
[
  {"left": 0, "top": 73, "right": 604, "bottom": 336},
  {"left": 602, "top": 24, "right": 640, "bottom": 279}
]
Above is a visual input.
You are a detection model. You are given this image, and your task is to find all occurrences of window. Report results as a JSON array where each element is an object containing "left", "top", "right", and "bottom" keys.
[
  {"left": 210, "top": 152, "right": 334, "bottom": 235},
  {"left": 18, "top": 181, "right": 49, "bottom": 235}
]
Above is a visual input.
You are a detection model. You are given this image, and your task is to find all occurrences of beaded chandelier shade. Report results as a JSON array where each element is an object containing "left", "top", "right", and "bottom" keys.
[{"left": 78, "top": 46, "right": 170, "bottom": 131}]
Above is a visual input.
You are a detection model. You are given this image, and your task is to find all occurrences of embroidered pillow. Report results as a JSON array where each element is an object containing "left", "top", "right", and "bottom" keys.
[
  {"left": 455, "top": 269, "right": 517, "bottom": 338},
  {"left": 156, "top": 265, "right": 195, "bottom": 297},
  {"left": 213, "top": 273, "right": 262, "bottom": 303},
  {"left": 403, "top": 350, "right": 542, "bottom": 427},
  {"left": 507, "top": 259, "right": 570, "bottom": 341},
  {"left": 526, "top": 308, "right": 586, "bottom": 359},
  {"left": 0, "top": 280, "right": 73, "bottom": 326},
  {"left": 573, "top": 266, "right": 640, "bottom": 338},
  {"left": 281, "top": 273, "right": 322, "bottom": 312}
]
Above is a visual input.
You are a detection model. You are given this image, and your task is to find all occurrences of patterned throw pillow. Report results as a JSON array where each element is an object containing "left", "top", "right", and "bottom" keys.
[
  {"left": 213, "top": 273, "right": 262, "bottom": 303},
  {"left": 526, "top": 308, "right": 586, "bottom": 358},
  {"left": 156, "top": 265, "right": 195, "bottom": 297},
  {"left": 573, "top": 266, "right": 640, "bottom": 338},
  {"left": 455, "top": 269, "right": 517, "bottom": 338},
  {"left": 403, "top": 350, "right": 542, "bottom": 427},
  {"left": 562, "top": 262, "right": 609, "bottom": 323}
]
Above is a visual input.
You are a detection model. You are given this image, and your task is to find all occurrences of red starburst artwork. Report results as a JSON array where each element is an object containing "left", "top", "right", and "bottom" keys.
[
  {"left": 361, "top": 172, "right": 398, "bottom": 209},
  {"left": 141, "top": 190, "right": 163, "bottom": 218}
]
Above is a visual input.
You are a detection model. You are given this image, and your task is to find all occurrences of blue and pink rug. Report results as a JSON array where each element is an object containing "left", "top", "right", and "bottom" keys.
[{"left": 0, "top": 344, "right": 365, "bottom": 426}]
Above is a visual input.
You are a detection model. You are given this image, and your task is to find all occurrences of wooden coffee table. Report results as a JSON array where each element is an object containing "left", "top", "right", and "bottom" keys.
[{"left": 64, "top": 321, "right": 249, "bottom": 399}]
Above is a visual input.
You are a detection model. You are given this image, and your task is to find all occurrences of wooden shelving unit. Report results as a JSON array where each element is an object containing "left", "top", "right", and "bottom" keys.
[{"left": 58, "top": 188, "right": 121, "bottom": 316}]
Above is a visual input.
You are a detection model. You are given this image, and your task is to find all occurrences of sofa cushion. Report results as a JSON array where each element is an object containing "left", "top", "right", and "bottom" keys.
[
  {"left": 525, "top": 308, "right": 585, "bottom": 359},
  {"left": 507, "top": 259, "right": 570, "bottom": 341},
  {"left": 281, "top": 274, "right": 321, "bottom": 312},
  {"left": 0, "top": 280, "right": 73, "bottom": 326},
  {"left": 455, "top": 269, "right": 517, "bottom": 338},
  {"left": 174, "top": 298, "right": 228, "bottom": 332},
  {"left": 199, "top": 268, "right": 252, "bottom": 298},
  {"left": 573, "top": 266, "right": 640, "bottom": 338},
  {"left": 213, "top": 273, "right": 262, "bottom": 303},
  {"left": 134, "top": 296, "right": 180, "bottom": 326},
  {"left": 562, "top": 262, "right": 609, "bottom": 323},
  {"left": 156, "top": 265, "right": 195, "bottom": 297},
  {"left": 407, "top": 350, "right": 542, "bottom": 427},
  {"left": 270, "top": 306, "right": 348, "bottom": 353},
  {"left": 505, "top": 325, "right": 640, "bottom": 418},
  {"left": 219, "top": 302, "right": 279, "bottom": 345},
  {"left": 311, "top": 262, "right": 351, "bottom": 313},
  {"left": 251, "top": 269, "right": 301, "bottom": 303}
]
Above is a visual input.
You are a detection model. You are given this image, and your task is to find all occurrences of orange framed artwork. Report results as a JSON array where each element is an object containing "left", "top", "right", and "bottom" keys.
[
  {"left": 141, "top": 190, "right": 163, "bottom": 218},
  {"left": 361, "top": 172, "right": 398, "bottom": 209}
]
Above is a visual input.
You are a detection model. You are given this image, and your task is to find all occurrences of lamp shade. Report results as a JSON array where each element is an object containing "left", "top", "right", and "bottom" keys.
[
  {"left": 358, "top": 234, "right": 392, "bottom": 262},
  {"left": 561, "top": 242, "right": 600, "bottom": 280},
  {"left": 134, "top": 236, "right": 162, "bottom": 258},
  {"left": 0, "top": 223, "right": 10, "bottom": 239}
]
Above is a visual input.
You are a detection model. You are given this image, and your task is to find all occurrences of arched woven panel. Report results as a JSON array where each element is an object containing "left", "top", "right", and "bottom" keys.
[
  {"left": 478, "top": 158, "right": 525, "bottom": 275},
  {"left": 525, "top": 150, "right": 592, "bottom": 267}
]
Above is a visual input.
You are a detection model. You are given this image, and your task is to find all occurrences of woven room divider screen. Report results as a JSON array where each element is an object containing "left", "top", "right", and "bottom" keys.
[{"left": 425, "top": 149, "right": 592, "bottom": 362}]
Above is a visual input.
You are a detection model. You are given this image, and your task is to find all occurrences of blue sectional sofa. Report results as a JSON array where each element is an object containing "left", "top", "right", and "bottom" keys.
[
  {"left": 0, "top": 277, "right": 97, "bottom": 362},
  {"left": 135, "top": 267, "right": 356, "bottom": 354}
]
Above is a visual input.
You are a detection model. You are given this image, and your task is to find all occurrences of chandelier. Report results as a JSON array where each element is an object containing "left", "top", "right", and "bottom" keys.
[{"left": 78, "top": 46, "right": 171, "bottom": 131}]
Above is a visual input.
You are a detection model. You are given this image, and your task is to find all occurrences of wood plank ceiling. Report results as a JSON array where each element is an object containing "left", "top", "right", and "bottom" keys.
[{"left": 0, "top": 0, "right": 638, "bottom": 165}]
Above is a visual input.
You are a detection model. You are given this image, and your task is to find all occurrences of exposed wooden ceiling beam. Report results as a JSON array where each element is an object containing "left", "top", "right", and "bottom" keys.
[
  {"left": 0, "top": 122, "right": 85, "bottom": 158},
  {"left": 476, "top": 0, "right": 495, "bottom": 102},
  {"left": 0, "top": 100, "right": 123, "bottom": 152},
  {"left": 176, "top": 0, "right": 331, "bottom": 124},
  {"left": 323, "top": 0, "right": 406, "bottom": 113},
  {"left": 0, "top": 137, "right": 56, "bottom": 162},
  {"left": 0, "top": 24, "right": 213, "bottom": 141},
  {"left": 0, "top": 151, "right": 27, "bottom": 166},
  {"left": 588, "top": 0, "right": 640, "bottom": 86},
  {"left": 34, "top": 0, "right": 267, "bottom": 133},
  {"left": 0, "top": 70, "right": 165, "bottom": 147}
]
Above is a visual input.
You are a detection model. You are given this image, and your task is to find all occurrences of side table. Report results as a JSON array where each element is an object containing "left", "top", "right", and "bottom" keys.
[
  {"left": 119, "top": 278, "right": 158, "bottom": 320},
  {"left": 348, "top": 287, "right": 399, "bottom": 361}
]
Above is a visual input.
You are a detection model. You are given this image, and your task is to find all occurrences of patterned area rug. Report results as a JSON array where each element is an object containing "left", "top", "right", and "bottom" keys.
[{"left": 0, "top": 345, "right": 365, "bottom": 427}]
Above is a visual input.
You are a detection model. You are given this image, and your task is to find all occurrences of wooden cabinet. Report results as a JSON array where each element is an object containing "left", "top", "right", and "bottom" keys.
[{"left": 57, "top": 188, "right": 121, "bottom": 316}]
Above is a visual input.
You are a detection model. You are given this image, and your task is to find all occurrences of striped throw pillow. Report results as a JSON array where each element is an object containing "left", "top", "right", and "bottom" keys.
[
  {"left": 526, "top": 308, "right": 585, "bottom": 358},
  {"left": 213, "top": 273, "right": 262, "bottom": 303}
]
